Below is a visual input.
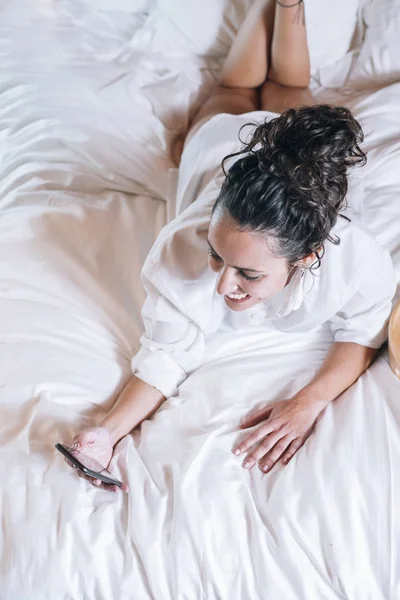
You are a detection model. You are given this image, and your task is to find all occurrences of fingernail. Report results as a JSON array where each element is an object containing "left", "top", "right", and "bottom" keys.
[
  {"left": 233, "top": 448, "right": 241, "bottom": 456},
  {"left": 262, "top": 465, "right": 269, "bottom": 472},
  {"left": 243, "top": 459, "right": 254, "bottom": 469},
  {"left": 72, "top": 442, "right": 79, "bottom": 449}
]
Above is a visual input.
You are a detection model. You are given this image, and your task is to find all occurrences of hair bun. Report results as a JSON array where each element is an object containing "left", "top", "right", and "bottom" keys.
[
  {"left": 242, "top": 105, "right": 366, "bottom": 213},
  {"left": 216, "top": 105, "right": 367, "bottom": 265}
]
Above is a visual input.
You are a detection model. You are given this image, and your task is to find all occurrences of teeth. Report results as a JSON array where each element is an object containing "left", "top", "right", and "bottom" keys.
[{"left": 226, "top": 292, "right": 248, "bottom": 300}]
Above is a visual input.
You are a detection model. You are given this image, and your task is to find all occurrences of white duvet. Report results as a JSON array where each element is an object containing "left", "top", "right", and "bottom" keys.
[{"left": 1, "top": 1, "right": 400, "bottom": 599}]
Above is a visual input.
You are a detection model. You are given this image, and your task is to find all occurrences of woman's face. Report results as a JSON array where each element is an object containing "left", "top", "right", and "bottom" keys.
[{"left": 208, "top": 211, "right": 291, "bottom": 312}]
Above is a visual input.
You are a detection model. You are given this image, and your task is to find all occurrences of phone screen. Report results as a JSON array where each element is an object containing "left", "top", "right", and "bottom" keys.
[{"left": 55, "top": 443, "right": 122, "bottom": 487}]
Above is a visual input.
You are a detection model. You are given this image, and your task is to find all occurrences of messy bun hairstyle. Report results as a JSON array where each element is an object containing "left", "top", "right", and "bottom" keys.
[{"left": 213, "top": 105, "right": 366, "bottom": 268}]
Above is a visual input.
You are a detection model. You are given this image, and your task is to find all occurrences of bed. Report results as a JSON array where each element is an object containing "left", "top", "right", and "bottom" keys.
[{"left": 1, "top": 1, "right": 400, "bottom": 598}]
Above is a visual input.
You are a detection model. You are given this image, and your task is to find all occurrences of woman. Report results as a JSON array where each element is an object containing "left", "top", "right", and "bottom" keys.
[{"left": 70, "top": 0, "right": 396, "bottom": 491}]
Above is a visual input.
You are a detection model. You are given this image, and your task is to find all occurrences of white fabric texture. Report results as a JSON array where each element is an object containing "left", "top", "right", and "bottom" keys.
[
  {"left": 132, "top": 112, "right": 396, "bottom": 397},
  {"left": 151, "top": 0, "right": 360, "bottom": 69},
  {"left": 1, "top": 1, "right": 400, "bottom": 599}
]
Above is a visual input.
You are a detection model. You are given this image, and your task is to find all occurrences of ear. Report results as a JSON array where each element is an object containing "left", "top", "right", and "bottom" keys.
[{"left": 295, "top": 247, "right": 322, "bottom": 268}]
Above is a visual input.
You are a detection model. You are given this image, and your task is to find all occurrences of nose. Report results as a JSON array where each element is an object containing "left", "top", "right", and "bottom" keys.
[{"left": 216, "top": 266, "right": 239, "bottom": 296}]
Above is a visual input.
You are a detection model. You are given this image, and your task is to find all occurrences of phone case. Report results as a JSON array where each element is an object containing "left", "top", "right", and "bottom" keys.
[{"left": 55, "top": 443, "right": 122, "bottom": 487}]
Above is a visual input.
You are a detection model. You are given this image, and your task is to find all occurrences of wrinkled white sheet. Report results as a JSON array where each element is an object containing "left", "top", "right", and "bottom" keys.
[{"left": 1, "top": 1, "right": 400, "bottom": 599}]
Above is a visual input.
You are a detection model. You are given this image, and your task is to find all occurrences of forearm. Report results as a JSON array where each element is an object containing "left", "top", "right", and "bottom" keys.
[
  {"left": 296, "top": 342, "right": 378, "bottom": 408},
  {"left": 100, "top": 376, "right": 166, "bottom": 446}
]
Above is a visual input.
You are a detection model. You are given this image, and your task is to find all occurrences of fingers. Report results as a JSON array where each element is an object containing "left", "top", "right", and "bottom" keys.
[
  {"left": 72, "top": 427, "right": 99, "bottom": 449},
  {"left": 281, "top": 437, "right": 306, "bottom": 465},
  {"left": 238, "top": 434, "right": 307, "bottom": 473},
  {"left": 76, "top": 470, "right": 102, "bottom": 488},
  {"left": 234, "top": 417, "right": 283, "bottom": 456},
  {"left": 241, "top": 431, "right": 284, "bottom": 469},
  {"left": 258, "top": 436, "right": 292, "bottom": 472},
  {"left": 75, "top": 470, "right": 129, "bottom": 493},
  {"left": 77, "top": 471, "right": 101, "bottom": 486},
  {"left": 240, "top": 405, "right": 275, "bottom": 429},
  {"left": 234, "top": 399, "right": 317, "bottom": 473},
  {"left": 239, "top": 433, "right": 302, "bottom": 473},
  {"left": 121, "top": 482, "right": 130, "bottom": 494}
]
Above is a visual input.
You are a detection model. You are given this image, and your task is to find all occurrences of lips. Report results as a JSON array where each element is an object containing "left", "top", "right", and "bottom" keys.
[{"left": 224, "top": 293, "right": 251, "bottom": 304}]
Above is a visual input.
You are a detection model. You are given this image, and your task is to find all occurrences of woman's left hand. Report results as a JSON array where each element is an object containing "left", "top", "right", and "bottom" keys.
[{"left": 233, "top": 395, "right": 325, "bottom": 473}]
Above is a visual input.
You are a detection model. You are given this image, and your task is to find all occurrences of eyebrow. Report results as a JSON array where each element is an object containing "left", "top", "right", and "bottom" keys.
[{"left": 207, "top": 239, "right": 264, "bottom": 274}]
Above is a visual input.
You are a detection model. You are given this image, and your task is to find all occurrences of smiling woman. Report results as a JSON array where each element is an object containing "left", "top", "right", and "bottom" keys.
[
  {"left": 67, "top": 0, "right": 396, "bottom": 487},
  {"left": 207, "top": 219, "right": 290, "bottom": 310},
  {"left": 204, "top": 102, "right": 366, "bottom": 314}
]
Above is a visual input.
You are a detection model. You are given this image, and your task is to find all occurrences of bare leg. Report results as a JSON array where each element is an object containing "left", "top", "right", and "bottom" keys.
[
  {"left": 261, "top": 0, "right": 313, "bottom": 112},
  {"left": 183, "top": 0, "right": 275, "bottom": 150},
  {"left": 269, "top": 0, "right": 310, "bottom": 87},
  {"left": 181, "top": 86, "right": 258, "bottom": 153},
  {"left": 220, "top": 0, "right": 310, "bottom": 90},
  {"left": 220, "top": 0, "right": 275, "bottom": 89},
  {"left": 184, "top": 0, "right": 313, "bottom": 150}
]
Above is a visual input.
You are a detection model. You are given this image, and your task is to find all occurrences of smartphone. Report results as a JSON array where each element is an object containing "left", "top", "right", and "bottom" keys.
[{"left": 55, "top": 443, "right": 122, "bottom": 487}]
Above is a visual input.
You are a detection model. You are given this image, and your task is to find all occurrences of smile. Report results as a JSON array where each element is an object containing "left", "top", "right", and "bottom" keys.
[{"left": 225, "top": 292, "right": 251, "bottom": 303}]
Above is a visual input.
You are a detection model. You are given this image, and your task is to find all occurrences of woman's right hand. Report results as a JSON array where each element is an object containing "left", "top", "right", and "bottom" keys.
[{"left": 69, "top": 426, "right": 129, "bottom": 493}]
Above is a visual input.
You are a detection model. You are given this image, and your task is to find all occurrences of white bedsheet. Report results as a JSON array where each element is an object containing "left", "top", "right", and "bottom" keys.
[{"left": 1, "top": 1, "right": 400, "bottom": 599}]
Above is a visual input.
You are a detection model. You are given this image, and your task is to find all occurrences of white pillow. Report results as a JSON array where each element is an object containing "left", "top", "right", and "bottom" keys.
[
  {"left": 305, "top": 0, "right": 360, "bottom": 69},
  {"left": 347, "top": 0, "right": 400, "bottom": 88},
  {"left": 147, "top": 0, "right": 251, "bottom": 59},
  {"left": 148, "top": 0, "right": 360, "bottom": 70}
]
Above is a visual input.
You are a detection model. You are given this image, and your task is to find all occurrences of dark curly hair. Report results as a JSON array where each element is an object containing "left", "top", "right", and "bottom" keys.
[{"left": 212, "top": 105, "right": 366, "bottom": 268}]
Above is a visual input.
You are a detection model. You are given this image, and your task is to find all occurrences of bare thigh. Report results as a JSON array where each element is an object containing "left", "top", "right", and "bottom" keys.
[
  {"left": 180, "top": 82, "right": 315, "bottom": 163},
  {"left": 260, "top": 80, "right": 315, "bottom": 113},
  {"left": 183, "top": 85, "right": 259, "bottom": 153}
]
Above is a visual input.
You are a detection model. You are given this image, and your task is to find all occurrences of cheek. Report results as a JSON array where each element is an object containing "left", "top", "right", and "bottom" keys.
[{"left": 249, "top": 273, "right": 288, "bottom": 298}]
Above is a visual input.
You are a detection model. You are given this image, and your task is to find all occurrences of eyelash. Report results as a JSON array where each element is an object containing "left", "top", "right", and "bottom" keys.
[
  {"left": 207, "top": 249, "right": 262, "bottom": 282},
  {"left": 240, "top": 271, "right": 262, "bottom": 282}
]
